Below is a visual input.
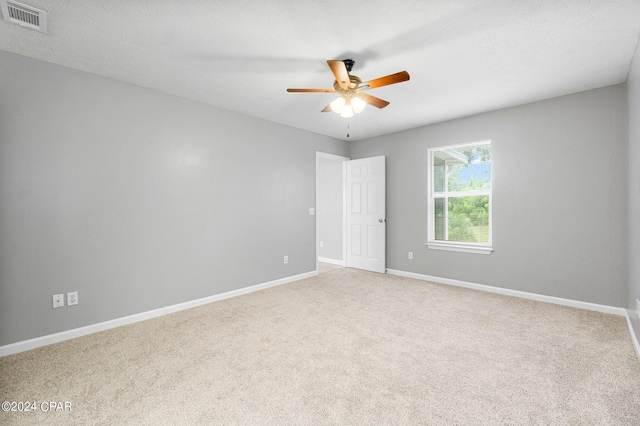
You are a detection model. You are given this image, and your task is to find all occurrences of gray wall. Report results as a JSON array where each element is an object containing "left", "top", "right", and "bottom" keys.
[
  {"left": 1, "top": 49, "right": 635, "bottom": 348},
  {"left": 350, "top": 85, "right": 628, "bottom": 308},
  {"left": 0, "top": 51, "right": 349, "bottom": 346},
  {"left": 628, "top": 43, "right": 640, "bottom": 341},
  {"left": 317, "top": 155, "right": 345, "bottom": 262}
]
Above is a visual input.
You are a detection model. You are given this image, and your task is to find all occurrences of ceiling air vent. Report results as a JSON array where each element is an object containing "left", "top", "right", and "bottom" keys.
[{"left": 0, "top": 0, "right": 47, "bottom": 33}]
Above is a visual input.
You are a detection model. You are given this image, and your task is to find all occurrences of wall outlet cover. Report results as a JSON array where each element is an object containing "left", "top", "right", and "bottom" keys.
[
  {"left": 53, "top": 294, "right": 64, "bottom": 308},
  {"left": 67, "top": 291, "right": 78, "bottom": 306}
]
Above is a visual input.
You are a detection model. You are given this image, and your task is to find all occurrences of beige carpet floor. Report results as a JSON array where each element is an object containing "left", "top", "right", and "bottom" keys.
[{"left": 1, "top": 268, "right": 640, "bottom": 425}]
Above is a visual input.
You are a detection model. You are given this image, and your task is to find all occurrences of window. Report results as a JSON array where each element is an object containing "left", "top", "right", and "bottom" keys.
[{"left": 427, "top": 141, "right": 492, "bottom": 254}]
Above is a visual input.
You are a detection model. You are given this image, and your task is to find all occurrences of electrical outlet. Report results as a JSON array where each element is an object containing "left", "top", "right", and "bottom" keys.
[
  {"left": 320, "top": 241, "right": 324, "bottom": 248},
  {"left": 408, "top": 251, "right": 413, "bottom": 260},
  {"left": 53, "top": 294, "right": 64, "bottom": 308},
  {"left": 67, "top": 291, "right": 78, "bottom": 306},
  {"left": 284, "top": 255, "right": 288, "bottom": 264},
  {"left": 309, "top": 208, "right": 315, "bottom": 215}
]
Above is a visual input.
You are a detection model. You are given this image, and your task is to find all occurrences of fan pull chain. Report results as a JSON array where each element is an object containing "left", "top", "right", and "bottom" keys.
[{"left": 347, "top": 123, "right": 350, "bottom": 138}]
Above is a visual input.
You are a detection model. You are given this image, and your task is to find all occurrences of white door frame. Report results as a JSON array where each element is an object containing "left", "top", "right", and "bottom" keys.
[{"left": 315, "top": 152, "right": 350, "bottom": 272}]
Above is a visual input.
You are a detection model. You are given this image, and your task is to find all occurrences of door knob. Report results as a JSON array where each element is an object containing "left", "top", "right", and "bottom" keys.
[{"left": 379, "top": 218, "right": 386, "bottom": 223}]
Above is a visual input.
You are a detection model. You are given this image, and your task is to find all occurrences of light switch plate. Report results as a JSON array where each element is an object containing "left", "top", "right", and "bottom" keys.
[{"left": 309, "top": 208, "right": 315, "bottom": 215}]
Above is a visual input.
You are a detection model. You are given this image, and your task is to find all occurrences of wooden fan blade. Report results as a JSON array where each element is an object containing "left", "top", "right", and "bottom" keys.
[
  {"left": 358, "top": 92, "right": 390, "bottom": 109},
  {"left": 362, "top": 71, "right": 410, "bottom": 89},
  {"left": 321, "top": 103, "right": 333, "bottom": 112},
  {"left": 327, "top": 60, "right": 350, "bottom": 90},
  {"left": 287, "top": 88, "right": 335, "bottom": 92}
]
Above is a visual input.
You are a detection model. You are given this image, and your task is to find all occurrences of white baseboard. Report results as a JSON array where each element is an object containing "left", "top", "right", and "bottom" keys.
[
  {"left": 318, "top": 257, "right": 346, "bottom": 266},
  {"left": 0, "top": 270, "right": 318, "bottom": 357},
  {"left": 626, "top": 312, "right": 640, "bottom": 361},
  {"left": 385, "top": 269, "right": 627, "bottom": 316}
]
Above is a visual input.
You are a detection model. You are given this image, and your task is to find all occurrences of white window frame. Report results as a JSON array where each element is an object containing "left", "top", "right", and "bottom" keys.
[{"left": 426, "top": 140, "right": 493, "bottom": 255}]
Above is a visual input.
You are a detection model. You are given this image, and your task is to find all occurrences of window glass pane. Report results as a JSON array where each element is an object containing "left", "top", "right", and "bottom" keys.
[
  {"left": 433, "top": 157, "right": 446, "bottom": 193},
  {"left": 447, "top": 195, "right": 489, "bottom": 243},
  {"left": 433, "top": 143, "right": 491, "bottom": 193},
  {"left": 434, "top": 197, "right": 445, "bottom": 240}
]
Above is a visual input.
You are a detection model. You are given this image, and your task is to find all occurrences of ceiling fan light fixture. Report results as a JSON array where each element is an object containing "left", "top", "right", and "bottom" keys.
[
  {"left": 330, "top": 96, "right": 345, "bottom": 114},
  {"left": 340, "top": 102, "right": 354, "bottom": 118},
  {"left": 332, "top": 93, "right": 364, "bottom": 117},
  {"left": 352, "top": 95, "right": 366, "bottom": 114}
]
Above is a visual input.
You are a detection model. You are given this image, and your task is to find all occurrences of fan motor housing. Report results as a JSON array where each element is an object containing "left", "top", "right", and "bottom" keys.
[{"left": 333, "top": 75, "right": 362, "bottom": 91}]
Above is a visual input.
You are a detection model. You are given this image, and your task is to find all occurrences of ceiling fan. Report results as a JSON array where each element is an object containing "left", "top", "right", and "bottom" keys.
[{"left": 287, "top": 59, "right": 410, "bottom": 118}]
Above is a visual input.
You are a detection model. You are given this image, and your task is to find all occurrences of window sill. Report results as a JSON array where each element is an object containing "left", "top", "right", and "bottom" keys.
[{"left": 425, "top": 242, "right": 493, "bottom": 255}]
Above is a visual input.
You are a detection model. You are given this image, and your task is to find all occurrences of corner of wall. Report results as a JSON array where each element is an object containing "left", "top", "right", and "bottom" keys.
[{"left": 626, "top": 35, "right": 640, "bottom": 352}]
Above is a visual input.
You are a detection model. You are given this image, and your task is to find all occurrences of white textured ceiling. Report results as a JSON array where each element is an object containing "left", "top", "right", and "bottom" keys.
[{"left": 1, "top": 0, "right": 640, "bottom": 141}]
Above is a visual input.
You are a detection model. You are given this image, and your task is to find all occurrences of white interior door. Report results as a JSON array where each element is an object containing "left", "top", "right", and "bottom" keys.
[{"left": 346, "top": 156, "right": 386, "bottom": 273}]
